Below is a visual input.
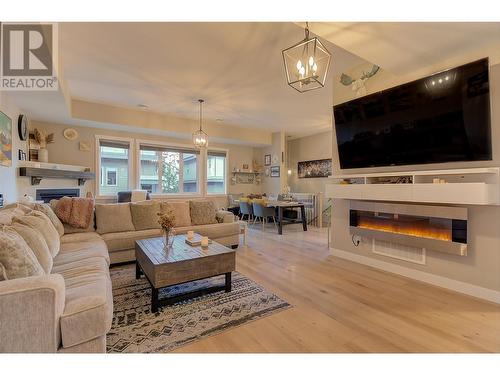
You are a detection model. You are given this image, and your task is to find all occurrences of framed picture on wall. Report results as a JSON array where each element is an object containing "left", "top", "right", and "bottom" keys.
[
  {"left": 298, "top": 158, "right": 332, "bottom": 178},
  {"left": 0, "top": 111, "right": 12, "bottom": 167},
  {"left": 264, "top": 154, "right": 271, "bottom": 166},
  {"left": 270, "top": 166, "right": 280, "bottom": 177}
]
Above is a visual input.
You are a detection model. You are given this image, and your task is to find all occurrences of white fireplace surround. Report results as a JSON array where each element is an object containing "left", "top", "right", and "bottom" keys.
[{"left": 326, "top": 167, "right": 500, "bottom": 205}]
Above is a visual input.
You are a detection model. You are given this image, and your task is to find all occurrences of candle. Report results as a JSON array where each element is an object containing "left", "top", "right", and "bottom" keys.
[
  {"left": 187, "top": 230, "right": 194, "bottom": 240},
  {"left": 201, "top": 236, "right": 209, "bottom": 247}
]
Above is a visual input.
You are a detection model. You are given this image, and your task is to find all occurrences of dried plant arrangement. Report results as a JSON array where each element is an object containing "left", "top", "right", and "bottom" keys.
[
  {"left": 157, "top": 210, "right": 176, "bottom": 232},
  {"left": 33, "top": 128, "right": 55, "bottom": 149}
]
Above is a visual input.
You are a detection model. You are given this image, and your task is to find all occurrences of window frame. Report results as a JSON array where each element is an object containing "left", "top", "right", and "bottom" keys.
[
  {"left": 95, "top": 135, "right": 134, "bottom": 199},
  {"left": 206, "top": 148, "right": 229, "bottom": 196},
  {"left": 135, "top": 139, "right": 202, "bottom": 198}
]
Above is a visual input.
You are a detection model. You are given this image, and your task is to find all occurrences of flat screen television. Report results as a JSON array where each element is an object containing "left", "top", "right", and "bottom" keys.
[{"left": 334, "top": 58, "right": 492, "bottom": 169}]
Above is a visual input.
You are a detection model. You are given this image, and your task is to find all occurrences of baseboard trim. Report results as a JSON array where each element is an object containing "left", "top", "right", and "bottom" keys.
[{"left": 329, "top": 247, "right": 500, "bottom": 304}]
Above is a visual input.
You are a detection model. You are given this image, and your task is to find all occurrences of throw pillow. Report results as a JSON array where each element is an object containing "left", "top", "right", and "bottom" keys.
[
  {"left": 13, "top": 210, "right": 61, "bottom": 258},
  {"left": 0, "top": 226, "right": 44, "bottom": 280},
  {"left": 95, "top": 203, "right": 135, "bottom": 234},
  {"left": 32, "top": 203, "right": 65, "bottom": 237},
  {"left": 161, "top": 201, "right": 191, "bottom": 227},
  {"left": 11, "top": 222, "right": 53, "bottom": 273},
  {"left": 130, "top": 200, "right": 161, "bottom": 230},
  {"left": 50, "top": 199, "right": 96, "bottom": 233},
  {"left": 189, "top": 200, "right": 218, "bottom": 226}
]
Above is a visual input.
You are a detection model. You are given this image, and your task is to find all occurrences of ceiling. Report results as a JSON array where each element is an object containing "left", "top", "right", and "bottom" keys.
[
  {"left": 7, "top": 22, "right": 500, "bottom": 144},
  {"left": 61, "top": 23, "right": 362, "bottom": 136}
]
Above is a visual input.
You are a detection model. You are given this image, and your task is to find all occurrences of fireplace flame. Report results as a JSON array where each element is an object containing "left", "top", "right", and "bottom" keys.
[{"left": 357, "top": 217, "right": 452, "bottom": 241}]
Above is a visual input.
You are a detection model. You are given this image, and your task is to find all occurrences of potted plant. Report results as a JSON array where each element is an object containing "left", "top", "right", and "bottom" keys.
[{"left": 34, "top": 128, "right": 54, "bottom": 163}]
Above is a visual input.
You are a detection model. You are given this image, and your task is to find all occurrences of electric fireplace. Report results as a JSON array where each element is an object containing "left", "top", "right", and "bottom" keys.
[{"left": 349, "top": 201, "right": 467, "bottom": 256}]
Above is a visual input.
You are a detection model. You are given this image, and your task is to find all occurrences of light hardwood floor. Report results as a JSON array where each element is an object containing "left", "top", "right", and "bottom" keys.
[{"left": 174, "top": 224, "right": 500, "bottom": 353}]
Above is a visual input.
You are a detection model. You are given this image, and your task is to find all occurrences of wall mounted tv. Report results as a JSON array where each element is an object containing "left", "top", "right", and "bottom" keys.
[{"left": 334, "top": 58, "right": 492, "bottom": 169}]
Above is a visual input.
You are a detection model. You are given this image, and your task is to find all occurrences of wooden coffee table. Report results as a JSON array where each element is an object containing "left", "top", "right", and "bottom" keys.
[{"left": 135, "top": 234, "right": 236, "bottom": 313}]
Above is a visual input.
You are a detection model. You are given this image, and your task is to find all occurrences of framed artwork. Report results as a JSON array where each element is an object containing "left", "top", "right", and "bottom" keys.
[
  {"left": 270, "top": 166, "right": 280, "bottom": 177},
  {"left": 242, "top": 163, "right": 249, "bottom": 170},
  {"left": 264, "top": 154, "right": 271, "bottom": 166},
  {"left": 298, "top": 158, "right": 332, "bottom": 178},
  {"left": 265, "top": 167, "right": 270, "bottom": 177},
  {"left": 0, "top": 111, "right": 12, "bottom": 167}
]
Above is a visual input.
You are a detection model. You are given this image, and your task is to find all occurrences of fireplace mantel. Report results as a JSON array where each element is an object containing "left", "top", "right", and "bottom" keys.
[{"left": 325, "top": 167, "right": 500, "bottom": 205}]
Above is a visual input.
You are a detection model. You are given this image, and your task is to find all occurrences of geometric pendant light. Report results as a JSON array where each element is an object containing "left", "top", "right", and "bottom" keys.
[{"left": 282, "top": 22, "right": 332, "bottom": 93}]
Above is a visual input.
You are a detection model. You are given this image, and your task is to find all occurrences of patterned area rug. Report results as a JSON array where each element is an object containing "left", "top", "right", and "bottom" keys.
[{"left": 106, "top": 265, "right": 291, "bottom": 353}]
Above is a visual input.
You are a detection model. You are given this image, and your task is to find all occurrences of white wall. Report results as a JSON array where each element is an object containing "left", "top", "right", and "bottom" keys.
[
  {"left": 259, "top": 131, "right": 286, "bottom": 195},
  {"left": 330, "top": 61, "right": 500, "bottom": 295},
  {"left": 0, "top": 93, "right": 26, "bottom": 204}
]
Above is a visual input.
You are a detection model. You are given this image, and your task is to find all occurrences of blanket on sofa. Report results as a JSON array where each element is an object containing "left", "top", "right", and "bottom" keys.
[{"left": 55, "top": 197, "right": 94, "bottom": 229}]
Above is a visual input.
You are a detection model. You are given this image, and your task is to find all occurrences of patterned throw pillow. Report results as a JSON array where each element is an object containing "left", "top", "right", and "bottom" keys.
[
  {"left": 32, "top": 203, "right": 65, "bottom": 237},
  {"left": 11, "top": 222, "right": 52, "bottom": 273},
  {"left": 189, "top": 200, "right": 218, "bottom": 226},
  {"left": 13, "top": 210, "right": 61, "bottom": 258},
  {"left": 0, "top": 226, "right": 44, "bottom": 280},
  {"left": 161, "top": 201, "right": 192, "bottom": 227},
  {"left": 130, "top": 200, "right": 161, "bottom": 230}
]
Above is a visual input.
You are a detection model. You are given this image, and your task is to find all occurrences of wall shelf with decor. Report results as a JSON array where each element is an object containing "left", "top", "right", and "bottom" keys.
[
  {"left": 18, "top": 161, "right": 95, "bottom": 186},
  {"left": 230, "top": 171, "right": 262, "bottom": 185},
  {"left": 325, "top": 167, "right": 500, "bottom": 205}
]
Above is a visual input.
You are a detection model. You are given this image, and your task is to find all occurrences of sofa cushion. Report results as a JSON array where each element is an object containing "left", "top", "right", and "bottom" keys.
[
  {"left": 50, "top": 199, "right": 95, "bottom": 234},
  {"left": 101, "top": 228, "right": 162, "bottom": 252},
  {"left": 189, "top": 200, "right": 217, "bottom": 226},
  {"left": 11, "top": 222, "right": 53, "bottom": 273},
  {"left": 161, "top": 201, "right": 191, "bottom": 227},
  {"left": 95, "top": 203, "right": 135, "bottom": 234},
  {"left": 54, "top": 257, "right": 113, "bottom": 348},
  {"left": 25, "top": 202, "right": 65, "bottom": 237},
  {"left": 0, "top": 205, "right": 31, "bottom": 225},
  {"left": 61, "top": 232, "right": 103, "bottom": 244},
  {"left": 13, "top": 210, "right": 60, "bottom": 258},
  {"left": 54, "top": 239, "right": 110, "bottom": 267},
  {"left": 0, "top": 226, "right": 45, "bottom": 280},
  {"left": 174, "top": 222, "right": 240, "bottom": 238},
  {"left": 130, "top": 200, "right": 161, "bottom": 230}
]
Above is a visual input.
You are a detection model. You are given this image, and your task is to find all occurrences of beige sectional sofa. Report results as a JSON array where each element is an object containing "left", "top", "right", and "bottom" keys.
[
  {"left": 0, "top": 198, "right": 238, "bottom": 352},
  {"left": 93, "top": 199, "right": 240, "bottom": 264},
  {"left": 0, "top": 204, "right": 112, "bottom": 353}
]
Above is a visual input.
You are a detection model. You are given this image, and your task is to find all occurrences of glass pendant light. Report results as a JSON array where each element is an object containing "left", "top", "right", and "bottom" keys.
[
  {"left": 282, "top": 22, "right": 332, "bottom": 93},
  {"left": 192, "top": 99, "right": 208, "bottom": 149}
]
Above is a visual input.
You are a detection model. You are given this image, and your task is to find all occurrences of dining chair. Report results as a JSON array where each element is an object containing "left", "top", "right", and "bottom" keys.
[
  {"left": 239, "top": 201, "right": 253, "bottom": 223},
  {"left": 252, "top": 201, "right": 277, "bottom": 230}
]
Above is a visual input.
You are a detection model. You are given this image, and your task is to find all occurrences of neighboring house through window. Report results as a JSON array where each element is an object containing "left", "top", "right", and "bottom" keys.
[
  {"left": 207, "top": 150, "right": 227, "bottom": 194},
  {"left": 97, "top": 138, "right": 132, "bottom": 196}
]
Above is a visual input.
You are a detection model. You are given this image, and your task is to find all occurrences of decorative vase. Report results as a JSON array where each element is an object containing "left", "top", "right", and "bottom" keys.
[
  {"left": 38, "top": 148, "right": 49, "bottom": 163},
  {"left": 163, "top": 229, "right": 175, "bottom": 250}
]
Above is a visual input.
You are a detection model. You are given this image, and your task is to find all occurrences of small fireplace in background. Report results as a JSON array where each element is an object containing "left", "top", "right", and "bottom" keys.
[
  {"left": 36, "top": 188, "right": 80, "bottom": 203},
  {"left": 349, "top": 201, "right": 467, "bottom": 256}
]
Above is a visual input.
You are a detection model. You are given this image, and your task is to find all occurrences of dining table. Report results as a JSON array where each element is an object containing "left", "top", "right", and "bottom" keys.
[{"left": 266, "top": 201, "right": 307, "bottom": 235}]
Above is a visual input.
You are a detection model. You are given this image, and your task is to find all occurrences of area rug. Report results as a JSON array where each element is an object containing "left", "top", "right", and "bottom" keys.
[{"left": 106, "top": 265, "right": 291, "bottom": 353}]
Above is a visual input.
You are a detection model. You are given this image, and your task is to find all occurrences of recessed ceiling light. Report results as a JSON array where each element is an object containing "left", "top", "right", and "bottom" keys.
[{"left": 137, "top": 104, "right": 150, "bottom": 110}]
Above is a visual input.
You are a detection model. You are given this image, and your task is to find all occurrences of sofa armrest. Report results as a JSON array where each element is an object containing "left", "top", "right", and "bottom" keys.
[
  {"left": 0, "top": 274, "right": 65, "bottom": 352},
  {"left": 217, "top": 210, "right": 235, "bottom": 223}
]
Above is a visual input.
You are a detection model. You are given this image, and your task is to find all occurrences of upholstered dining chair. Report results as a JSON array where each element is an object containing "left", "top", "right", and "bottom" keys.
[
  {"left": 239, "top": 200, "right": 253, "bottom": 223},
  {"left": 252, "top": 201, "right": 277, "bottom": 230}
]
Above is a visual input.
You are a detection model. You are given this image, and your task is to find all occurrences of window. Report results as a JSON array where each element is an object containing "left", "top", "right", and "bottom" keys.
[
  {"left": 139, "top": 144, "right": 200, "bottom": 194},
  {"left": 106, "top": 168, "right": 117, "bottom": 186},
  {"left": 207, "top": 150, "right": 227, "bottom": 194},
  {"left": 98, "top": 139, "right": 131, "bottom": 196}
]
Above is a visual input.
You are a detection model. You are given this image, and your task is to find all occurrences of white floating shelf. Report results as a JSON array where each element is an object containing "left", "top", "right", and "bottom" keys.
[{"left": 326, "top": 167, "right": 500, "bottom": 205}]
